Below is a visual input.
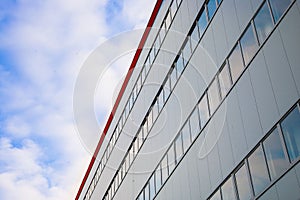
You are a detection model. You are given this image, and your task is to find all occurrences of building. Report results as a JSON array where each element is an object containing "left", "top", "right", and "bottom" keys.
[{"left": 76, "top": 0, "right": 300, "bottom": 199}]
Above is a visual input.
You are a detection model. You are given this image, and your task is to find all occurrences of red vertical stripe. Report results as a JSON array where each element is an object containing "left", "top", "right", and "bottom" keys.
[{"left": 75, "top": 0, "right": 163, "bottom": 199}]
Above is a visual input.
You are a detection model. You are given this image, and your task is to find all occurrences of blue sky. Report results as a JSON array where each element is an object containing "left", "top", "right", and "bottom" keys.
[{"left": 0, "top": 0, "right": 155, "bottom": 199}]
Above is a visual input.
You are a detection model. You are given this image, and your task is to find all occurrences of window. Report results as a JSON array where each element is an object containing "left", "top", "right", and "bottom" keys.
[
  {"left": 189, "top": 108, "right": 200, "bottom": 141},
  {"left": 170, "top": 0, "right": 177, "bottom": 19},
  {"left": 263, "top": 127, "right": 289, "bottom": 180},
  {"left": 168, "top": 145, "right": 176, "bottom": 172},
  {"left": 183, "top": 37, "right": 192, "bottom": 64},
  {"left": 149, "top": 175, "right": 155, "bottom": 199},
  {"left": 161, "top": 155, "right": 169, "bottom": 183},
  {"left": 158, "top": 92, "right": 164, "bottom": 112},
  {"left": 248, "top": 145, "right": 270, "bottom": 195},
  {"left": 152, "top": 101, "right": 159, "bottom": 122},
  {"left": 147, "top": 110, "right": 153, "bottom": 131},
  {"left": 207, "top": 0, "right": 217, "bottom": 21},
  {"left": 170, "top": 67, "right": 177, "bottom": 90},
  {"left": 198, "top": 93, "right": 210, "bottom": 127},
  {"left": 221, "top": 177, "right": 236, "bottom": 200},
  {"left": 181, "top": 121, "right": 191, "bottom": 152},
  {"left": 228, "top": 43, "right": 244, "bottom": 82},
  {"left": 281, "top": 106, "right": 300, "bottom": 162},
  {"left": 269, "top": 0, "right": 292, "bottom": 22},
  {"left": 198, "top": 9, "right": 208, "bottom": 36},
  {"left": 155, "top": 166, "right": 162, "bottom": 193},
  {"left": 191, "top": 24, "right": 200, "bottom": 51},
  {"left": 175, "top": 133, "right": 183, "bottom": 164},
  {"left": 144, "top": 184, "right": 149, "bottom": 200},
  {"left": 176, "top": 54, "right": 184, "bottom": 76},
  {"left": 254, "top": 2, "right": 274, "bottom": 44},
  {"left": 208, "top": 77, "right": 221, "bottom": 113},
  {"left": 240, "top": 24, "right": 259, "bottom": 65},
  {"left": 165, "top": 11, "right": 172, "bottom": 30},
  {"left": 164, "top": 84, "right": 171, "bottom": 100},
  {"left": 210, "top": 188, "right": 221, "bottom": 200},
  {"left": 235, "top": 164, "right": 252, "bottom": 200},
  {"left": 218, "top": 62, "right": 232, "bottom": 98}
]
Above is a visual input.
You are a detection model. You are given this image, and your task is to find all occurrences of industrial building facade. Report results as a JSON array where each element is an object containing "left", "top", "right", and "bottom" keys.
[{"left": 76, "top": 0, "right": 300, "bottom": 199}]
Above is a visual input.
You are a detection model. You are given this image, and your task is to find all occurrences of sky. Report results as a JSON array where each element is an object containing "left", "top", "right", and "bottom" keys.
[{"left": 0, "top": 0, "right": 155, "bottom": 199}]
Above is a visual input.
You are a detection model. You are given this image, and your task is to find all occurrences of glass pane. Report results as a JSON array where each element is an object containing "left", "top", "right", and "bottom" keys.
[
  {"left": 208, "top": 77, "right": 221, "bottom": 113},
  {"left": 170, "top": 0, "right": 177, "bottom": 19},
  {"left": 281, "top": 106, "right": 300, "bottom": 161},
  {"left": 248, "top": 146, "right": 270, "bottom": 195},
  {"left": 175, "top": 133, "right": 183, "bottom": 164},
  {"left": 161, "top": 155, "right": 169, "bottom": 183},
  {"left": 168, "top": 144, "right": 176, "bottom": 172},
  {"left": 155, "top": 166, "right": 162, "bottom": 192},
  {"left": 152, "top": 101, "right": 159, "bottom": 122},
  {"left": 228, "top": 43, "right": 244, "bottom": 82},
  {"left": 144, "top": 184, "right": 149, "bottom": 200},
  {"left": 191, "top": 24, "right": 200, "bottom": 51},
  {"left": 183, "top": 37, "right": 192, "bottom": 63},
  {"left": 170, "top": 67, "right": 177, "bottom": 90},
  {"left": 254, "top": 2, "right": 273, "bottom": 44},
  {"left": 269, "top": 0, "right": 292, "bottom": 22},
  {"left": 198, "top": 9, "right": 208, "bottom": 36},
  {"left": 207, "top": 0, "right": 217, "bottom": 21},
  {"left": 165, "top": 11, "right": 172, "bottom": 30},
  {"left": 182, "top": 121, "right": 191, "bottom": 152},
  {"left": 219, "top": 62, "right": 232, "bottom": 98},
  {"left": 235, "top": 164, "right": 252, "bottom": 200},
  {"left": 149, "top": 175, "right": 155, "bottom": 199},
  {"left": 221, "top": 177, "right": 236, "bottom": 200},
  {"left": 210, "top": 188, "right": 221, "bottom": 200},
  {"left": 190, "top": 108, "right": 201, "bottom": 141},
  {"left": 263, "top": 127, "right": 289, "bottom": 180},
  {"left": 240, "top": 24, "right": 259, "bottom": 65},
  {"left": 198, "top": 93, "right": 210, "bottom": 127},
  {"left": 176, "top": 54, "right": 184, "bottom": 76}
]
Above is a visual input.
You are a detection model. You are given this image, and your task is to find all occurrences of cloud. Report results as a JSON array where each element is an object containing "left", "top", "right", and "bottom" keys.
[{"left": 0, "top": 0, "right": 156, "bottom": 199}]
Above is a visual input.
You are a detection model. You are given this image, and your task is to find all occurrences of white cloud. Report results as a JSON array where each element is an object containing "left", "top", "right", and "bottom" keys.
[{"left": 0, "top": 0, "right": 155, "bottom": 199}]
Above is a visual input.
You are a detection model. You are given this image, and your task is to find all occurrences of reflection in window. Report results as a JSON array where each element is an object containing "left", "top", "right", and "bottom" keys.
[
  {"left": 269, "top": 0, "right": 292, "bottom": 22},
  {"left": 221, "top": 177, "right": 236, "bottom": 200},
  {"left": 240, "top": 24, "right": 259, "bottom": 65},
  {"left": 182, "top": 121, "right": 191, "bottom": 152},
  {"left": 161, "top": 155, "right": 169, "bottom": 183},
  {"left": 175, "top": 134, "right": 183, "bottom": 164},
  {"left": 207, "top": 0, "right": 217, "bottom": 21},
  {"left": 176, "top": 54, "right": 185, "bottom": 75},
  {"left": 191, "top": 24, "right": 200, "bottom": 51},
  {"left": 144, "top": 184, "right": 149, "bottom": 200},
  {"left": 210, "top": 188, "right": 221, "bottom": 200},
  {"left": 149, "top": 176, "right": 155, "bottom": 199},
  {"left": 190, "top": 108, "right": 200, "bottom": 141},
  {"left": 208, "top": 77, "right": 221, "bottom": 113},
  {"left": 170, "top": 67, "right": 177, "bottom": 90},
  {"left": 228, "top": 43, "right": 244, "bottom": 82},
  {"left": 235, "top": 164, "right": 252, "bottom": 200},
  {"left": 263, "top": 127, "right": 289, "bottom": 180},
  {"left": 168, "top": 145, "right": 176, "bottom": 172},
  {"left": 254, "top": 2, "right": 273, "bottom": 44},
  {"left": 183, "top": 37, "right": 192, "bottom": 63},
  {"left": 199, "top": 93, "right": 210, "bottom": 127},
  {"left": 281, "top": 106, "right": 300, "bottom": 161},
  {"left": 198, "top": 9, "right": 208, "bottom": 36},
  {"left": 219, "top": 62, "right": 232, "bottom": 98},
  {"left": 155, "top": 166, "right": 162, "bottom": 193},
  {"left": 248, "top": 146, "right": 270, "bottom": 195}
]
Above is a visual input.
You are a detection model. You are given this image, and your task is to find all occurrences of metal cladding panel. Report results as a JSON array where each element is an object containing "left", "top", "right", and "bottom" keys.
[{"left": 234, "top": 0, "right": 254, "bottom": 31}]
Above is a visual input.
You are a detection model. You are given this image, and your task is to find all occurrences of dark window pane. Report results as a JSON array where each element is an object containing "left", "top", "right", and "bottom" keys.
[
  {"left": 219, "top": 62, "right": 232, "bottom": 98},
  {"left": 176, "top": 54, "right": 185, "bottom": 76},
  {"left": 240, "top": 24, "right": 259, "bottom": 65},
  {"left": 281, "top": 107, "right": 300, "bottom": 161},
  {"left": 198, "top": 93, "right": 210, "bottom": 126},
  {"left": 235, "top": 164, "right": 252, "bottom": 200},
  {"left": 248, "top": 146, "right": 270, "bottom": 195},
  {"left": 170, "top": 67, "right": 177, "bottom": 90},
  {"left": 208, "top": 77, "right": 221, "bottom": 113},
  {"left": 221, "top": 177, "right": 236, "bottom": 200},
  {"left": 175, "top": 133, "right": 183, "bottom": 164},
  {"left": 228, "top": 43, "right": 244, "bottom": 82},
  {"left": 263, "top": 127, "right": 289, "bottom": 180},
  {"left": 198, "top": 10, "right": 208, "bottom": 36},
  {"left": 182, "top": 121, "right": 191, "bottom": 152},
  {"left": 210, "top": 188, "right": 221, "bottom": 200},
  {"left": 254, "top": 2, "right": 273, "bottom": 44},
  {"left": 269, "top": 0, "right": 292, "bottom": 22},
  {"left": 207, "top": 0, "right": 217, "bottom": 20},
  {"left": 190, "top": 108, "right": 200, "bottom": 141},
  {"left": 161, "top": 155, "right": 169, "bottom": 183}
]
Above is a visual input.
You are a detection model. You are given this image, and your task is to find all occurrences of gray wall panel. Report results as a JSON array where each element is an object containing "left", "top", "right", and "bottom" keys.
[
  {"left": 249, "top": 51, "right": 280, "bottom": 133},
  {"left": 263, "top": 30, "right": 298, "bottom": 115},
  {"left": 275, "top": 168, "right": 300, "bottom": 200},
  {"left": 234, "top": 0, "right": 254, "bottom": 31}
]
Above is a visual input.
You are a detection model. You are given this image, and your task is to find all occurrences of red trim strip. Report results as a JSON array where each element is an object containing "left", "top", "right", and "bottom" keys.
[{"left": 75, "top": 0, "right": 163, "bottom": 199}]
